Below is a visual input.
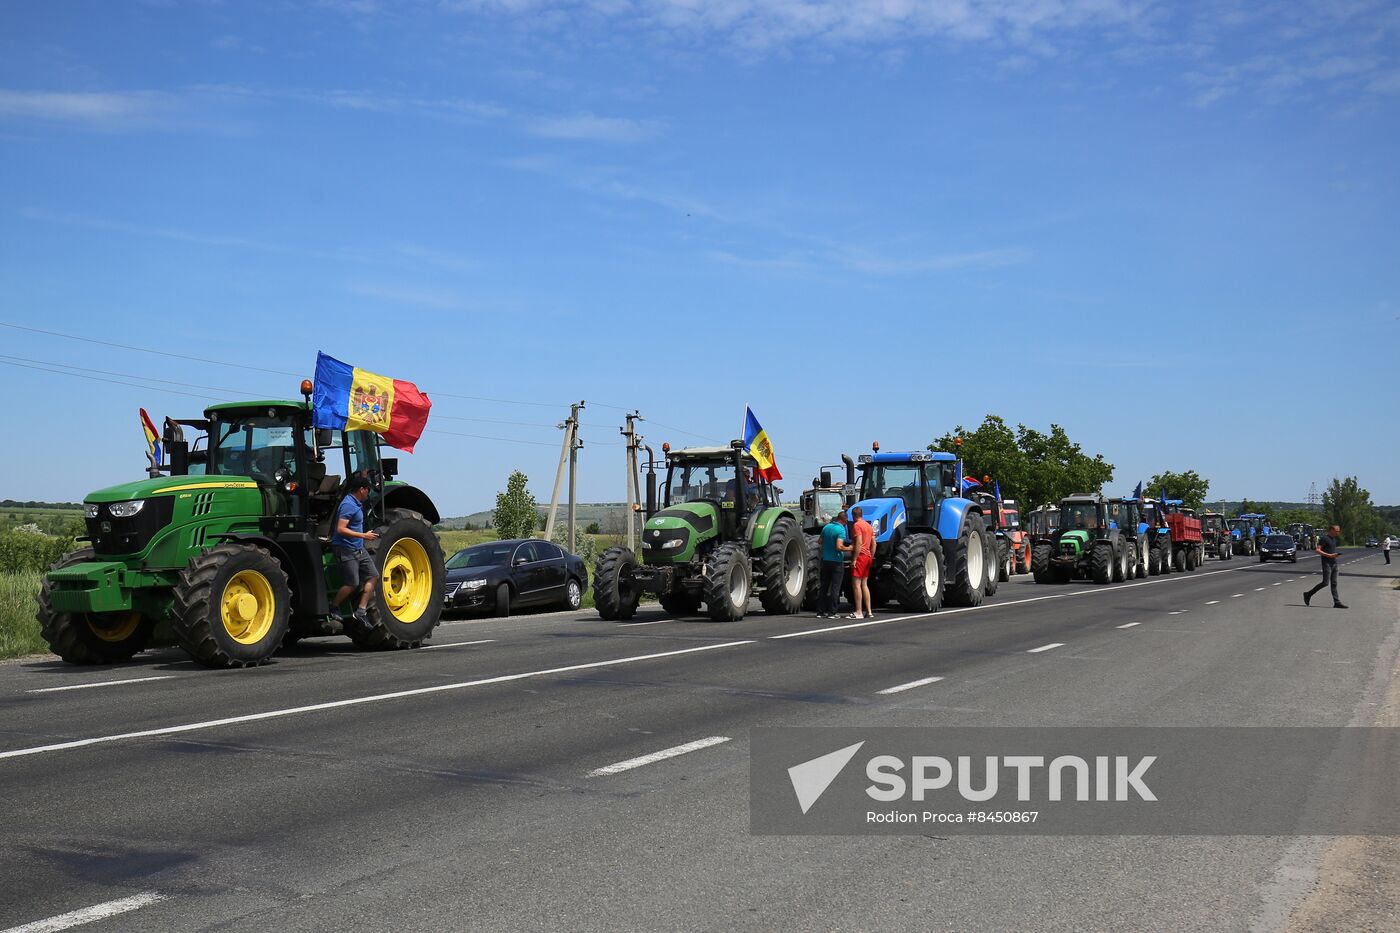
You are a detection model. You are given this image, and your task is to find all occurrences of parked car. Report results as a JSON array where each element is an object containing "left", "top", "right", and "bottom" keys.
[
  {"left": 444, "top": 539, "right": 588, "bottom": 616},
  {"left": 1365, "top": 537, "right": 1379, "bottom": 548},
  {"left": 1257, "top": 534, "right": 1298, "bottom": 563}
]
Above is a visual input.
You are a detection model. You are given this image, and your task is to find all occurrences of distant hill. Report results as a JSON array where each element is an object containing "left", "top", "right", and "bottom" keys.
[{"left": 438, "top": 503, "right": 632, "bottom": 531}]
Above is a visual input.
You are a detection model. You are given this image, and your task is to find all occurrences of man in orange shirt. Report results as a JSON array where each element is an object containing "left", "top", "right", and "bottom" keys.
[{"left": 850, "top": 506, "right": 876, "bottom": 619}]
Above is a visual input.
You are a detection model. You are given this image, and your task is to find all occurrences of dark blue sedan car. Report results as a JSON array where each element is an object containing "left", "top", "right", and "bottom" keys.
[{"left": 444, "top": 539, "right": 588, "bottom": 616}]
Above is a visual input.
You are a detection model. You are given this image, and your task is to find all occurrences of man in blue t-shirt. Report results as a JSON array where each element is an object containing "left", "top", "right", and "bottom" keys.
[
  {"left": 331, "top": 476, "right": 380, "bottom": 627},
  {"left": 818, "top": 513, "right": 853, "bottom": 618}
]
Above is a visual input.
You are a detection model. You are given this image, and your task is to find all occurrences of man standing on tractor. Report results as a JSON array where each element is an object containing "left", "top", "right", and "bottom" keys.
[
  {"left": 818, "top": 512, "right": 853, "bottom": 619},
  {"left": 850, "top": 506, "right": 875, "bottom": 619},
  {"left": 332, "top": 476, "right": 381, "bottom": 628}
]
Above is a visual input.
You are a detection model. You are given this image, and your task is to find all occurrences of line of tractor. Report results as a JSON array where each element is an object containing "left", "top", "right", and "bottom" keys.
[{"left": 35, "top": 385, "right": 1302, "bottom": 670}]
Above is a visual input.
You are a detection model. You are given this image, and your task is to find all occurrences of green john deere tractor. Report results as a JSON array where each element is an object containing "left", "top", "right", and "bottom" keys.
[
  {"left": 1030, "top": 494, "right": 1135, "bottom": 585},
  {"left": 592, "top": 442, "right": 808, "bottom": 622},
  {"left": 38, "top": 387, "right": 446, "bottom": 668}
]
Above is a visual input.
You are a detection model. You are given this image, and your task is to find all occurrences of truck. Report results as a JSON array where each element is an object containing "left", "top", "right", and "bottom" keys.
[
  {"left": 592, "top": 441, "right": 807, "bottom": 622},
  {"left": 842, "top": 445, "right": 994, "bottom": 612},
  {"left": 38, "top": 384, "right": 447, "bottom": 668},
  {"left": 1200, "top": 511, "right": 1234, "bottom": 561}
]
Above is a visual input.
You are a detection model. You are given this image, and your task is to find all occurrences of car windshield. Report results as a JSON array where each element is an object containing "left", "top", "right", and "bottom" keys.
[
  {"left": 668, "top": 461, "right": 740, "bottom": 505},
  {"left": 1263, "top": 535, "right": 1294, "bottom": 548},
  {"left": 446, "top": 543, "right": 515, "bottom": 569},
  {"left": 1061, "top": 503, "right": 1100, "bottom": 530},
  {"left": 208, "top": 411, "right": 300, "bottom": 483}
]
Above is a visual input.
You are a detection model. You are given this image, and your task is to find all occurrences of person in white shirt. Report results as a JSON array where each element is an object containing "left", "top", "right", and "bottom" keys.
[{"left": 1383, "top": 534, "right": 1392, "bottom": 565}]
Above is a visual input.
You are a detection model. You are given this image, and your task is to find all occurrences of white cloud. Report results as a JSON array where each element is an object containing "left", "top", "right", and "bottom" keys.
[
  {"left": 524, "top": 111, "right": 661, "bottom": 142},
  {"left": 0, "top": 89, "right": 171, "bottom": 127}
]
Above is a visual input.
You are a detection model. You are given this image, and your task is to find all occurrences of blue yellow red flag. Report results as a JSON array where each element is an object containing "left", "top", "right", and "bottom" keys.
[
  {"left": 311, "top": 352, "right": 432, "bottom": 452},
  {"left": 139, "top": 408, "right": 162, "bottom": 466},
  {"left": 741, "top": 407, "right": 782, "bottom": 482}
]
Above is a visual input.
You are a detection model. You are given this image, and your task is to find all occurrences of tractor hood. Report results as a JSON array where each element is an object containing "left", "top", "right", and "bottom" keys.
[
  {"left": 640, "top": 502, "right": 718, "bottom": 563},
  {"left": 848, "top": 498, "right": 907, "bottom": 544},
  {"left": 1059, "top": 529, "right": 1090, "bottom": 554},
  {"left": 86, "top": 475, "right": 260, "bottom": 503}
]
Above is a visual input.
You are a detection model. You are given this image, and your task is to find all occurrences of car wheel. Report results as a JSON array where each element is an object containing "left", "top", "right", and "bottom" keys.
[
  {"left": 562, "top": 578, "right": 583, "bottom": 611},
  {"left": 494, "top": 582, "right": 511, "bottom": 618}
]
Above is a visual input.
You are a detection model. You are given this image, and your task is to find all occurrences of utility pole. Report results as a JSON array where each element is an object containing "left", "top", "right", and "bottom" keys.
[
  {"left": 1307, "top": 482, "right": 1319, "bottom": 509},
  {"left": 568, "top": 407, "right": 582, "bottom": 554},
  {"left": 545, "top": 401, "right": 584, "bottom": 543},
  {"left": 621, "top": 411, "right": 644, "bottom": 551}
]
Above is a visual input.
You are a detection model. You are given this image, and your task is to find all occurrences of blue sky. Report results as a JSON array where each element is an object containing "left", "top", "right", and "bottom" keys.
[{"left": 1, "top": 0, "right": 1397, "bottom": 515}]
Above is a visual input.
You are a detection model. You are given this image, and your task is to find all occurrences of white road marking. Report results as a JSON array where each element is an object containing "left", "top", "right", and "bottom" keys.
[
  {"left": 1231, "top": 594, "right": 1243, "bottom": 598},
  {"left": 1271, "top": 582, "right": 1283, "bottom": 586},
  {"left": 2, "top": 892, "right": 168, "bottom": 933},
  {"left": 770, "top": 559, "right": 1273, "bottom": 640},
  {"left": 1254, "top": 587, "right": 1266, "bottom": 591},
  {"left": 1205, "top": 600, "right": 1220, "bottom": 605},
  {"left": 617, "top": 619, "right": 669, "bottom": 626},
  {"left": 419, "top": 639, "right": 494, "bottom": 651},
  {"left": 1168, "top": 611, "right": 1187, "bottom": 615},
  {"left": 25, "top": 676, "right": 172, "bottom": 695},
  {"left": 0, "top": 640, "right": 755, "bottom": 762},
  {"left": 1028, "top": 643, "right": 1064, "bottom": 653},
  {"left": 587, "top": 736, "right": 730, "bottom": 777},
  {"left": 877, "top": 676, "right": 945, "bottom": 695},
  {"left": 1115, "top": 622, "right": 1141, "bottom": 629}
]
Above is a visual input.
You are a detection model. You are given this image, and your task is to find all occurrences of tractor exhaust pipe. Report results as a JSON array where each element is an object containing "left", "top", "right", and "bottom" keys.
[
  {"left": 643, "top": 444, "right": 657, "bottom": 518},
  {"left": 841, "top": 454, "right": 855, "bottom": 486}
]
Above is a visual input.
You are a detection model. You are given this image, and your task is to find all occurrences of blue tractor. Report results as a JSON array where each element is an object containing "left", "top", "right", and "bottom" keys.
[{"left": 845, "top": 445, "right": 993, "bottom": 612}]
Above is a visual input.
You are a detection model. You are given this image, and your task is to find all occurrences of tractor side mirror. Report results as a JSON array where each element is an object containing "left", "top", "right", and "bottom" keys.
[
  {"left": 380, "top": 457, "right": 398, "bottom": 480},
  {"left": 315, "top": 428, "right": 334, "bottom": 448},
  {"left": 820, "top": 470, "right": 833, "bottom": 488}
]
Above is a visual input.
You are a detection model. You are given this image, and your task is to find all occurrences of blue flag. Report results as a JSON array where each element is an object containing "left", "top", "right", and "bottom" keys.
[
  {"left": 1131, "top": 480, "right": 1143, "bottom": 499},
  {"left": 994, "top": 480, "right": 1002, "bottom": 501},
  {"left": 961, "top": 476, "right": 982, "bottom": 491}
]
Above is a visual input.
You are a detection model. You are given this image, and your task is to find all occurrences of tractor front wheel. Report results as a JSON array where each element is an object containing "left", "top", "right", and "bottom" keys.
[
  {"left": 172, "top": 544, "right": 291, "bottom": 667},
  {"left": 984, "top": 537, "right": 1001, "bottom": 598},
  {"left": 997, "top": 540, "right": 1011, "bottom": 583},
  {"left": 1090, "top": 542, "right": 1115, "bottom": 584},
  {"left": 1031, "top": 543, "right": 1056, "bottom": 584},
  {"left": 893, "top": 533, "right": 945, "bottom": 612},
  {"left": 354, "top": 509, "right": 447, "bottom": 649},
  {"left": 944, "top": 514, "right": 988, "bottom": 607},
  {"left": 704, "top": 543, "right": 750, "bottom": 622},
  {"left": 757, "top": 516, "right": 805, "bottom": 615},
  {"left": 594, "top": 546, "right": 641, "bottom": 621},
  {"left": 37, "top": 548, "right": 156, "bottom": 664},
  {"left": 801, "top": 534, "right": 822, "bottom": 611}
]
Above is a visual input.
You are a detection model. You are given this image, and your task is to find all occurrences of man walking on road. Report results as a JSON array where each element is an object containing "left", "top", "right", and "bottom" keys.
[
  {"left": 1383, "top": 534, "right": 1392, "bottom": 565},
  {"left": 850, "top": 506, "right": 875, "bottom": 620},
  {"left": 332, "top": 475, "right": 381, "bottom": 628},
  {"left": 818, "top": 512, "right": 853, "bottom": 619},
  {"left": 1304, "top": 524, "right": 1346, "bottom": 609}
]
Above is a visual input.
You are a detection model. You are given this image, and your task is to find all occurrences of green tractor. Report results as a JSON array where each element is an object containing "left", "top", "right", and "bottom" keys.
[
  {"left": 38, "top": 387, "right": 446, "bottom": 668},
  {"left": 1030, "top": 494, "right": 1135, "bottom": 585},
  {"left": 592, "top": 441, "right": 808, "bottom": 622}
]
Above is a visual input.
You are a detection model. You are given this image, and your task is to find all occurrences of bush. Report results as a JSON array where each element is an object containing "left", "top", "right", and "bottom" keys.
[
  {"left": 0, "top": 529, "right": 74, "bottom": 574},
  {"left": 552, "top": 525, "right": 597, "bottom": 563},
  {"left": 0, "top": 571, "right": 46, "bottom": 659}
]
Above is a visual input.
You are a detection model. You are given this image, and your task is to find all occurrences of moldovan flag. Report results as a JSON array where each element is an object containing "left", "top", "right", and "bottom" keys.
[
  {"left": 312, "top": 351, "right": 432, "bottom": 453},
  {"left": 742, "top": 407, "right": 782, "bottom": 482},
  {"left": 139, "top": 408, "right": 162, "bottom": 465}
]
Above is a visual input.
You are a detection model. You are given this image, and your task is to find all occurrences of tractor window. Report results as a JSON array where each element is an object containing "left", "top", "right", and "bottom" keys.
[
  {"left": 1061, "top": 503, "right": 1100, "bottom": 530},
  {"left": 815, "top": 492, "right": 843, "bottom": 519},
  {"left": 208, "top": 413, "right": 300, "bottom": 483},
  {"left": 1003, "top": 508, "right": 1020, "bottom": 528},
  {"left": 862, "top": 465, "right": 923, "bottom": 504},
  {"left": 667, "top": 463, "right": 738, "bottom": 506}
]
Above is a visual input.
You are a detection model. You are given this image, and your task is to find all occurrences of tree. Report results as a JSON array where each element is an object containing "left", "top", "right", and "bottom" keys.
[
  {"left": 1148, "top": 470, "right": 1210, "bottom": 511},
  {"left": 585, "top": 521, "right": 601, "bottom": 535},
  {"left": 492, "top": 470, "right": 538, "bottom": 540},
  {"left": 1322, "top": 476, "right": 1383, "bottom": 546},
  {"left": 932, "top": 416, "right": 1114, "bottom": 508}
]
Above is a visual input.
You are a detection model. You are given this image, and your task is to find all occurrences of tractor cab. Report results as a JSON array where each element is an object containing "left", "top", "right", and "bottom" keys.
[
  {"left": 799, "top": 456, "right": 857, "bottom": 534},
  {"left": 1107, "top": 498, "right": 1142, "bottom": 533},
  {"left": 645, "top": 444, "right": 777, "bottom": 563},
  {"left": 1201, "top": 512, "right": 1229, "bottom": 535},
  {"left": 854, "top": 449, "right": 959, "bottom": 541},
  {"left": 1060, "top": 497, "right": 1108, "bottom": 535}
]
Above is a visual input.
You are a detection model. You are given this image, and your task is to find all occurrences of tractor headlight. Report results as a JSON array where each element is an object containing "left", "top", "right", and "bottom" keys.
[
  {"left": 462, "top": 579, "right": 489, "bottom": 590},
  {"left": 84, "top": 503, "right": 100, "bottom": 519},
  {"left": 107, "top": 500, "right": 146, "bottom": 519},
  {"left": 869, "top": 519, "right": 880, "bottom": 534},
  {"left": 661, "top": 538, "right": 684, "bottom": 549}
]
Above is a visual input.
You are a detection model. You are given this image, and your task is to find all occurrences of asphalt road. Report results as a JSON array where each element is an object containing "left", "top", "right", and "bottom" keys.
[{"left": 1, "top": 549, "right": 1396, "bottom": 932}]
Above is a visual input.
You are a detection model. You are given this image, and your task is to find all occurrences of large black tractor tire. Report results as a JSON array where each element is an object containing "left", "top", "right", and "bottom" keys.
[
  {"left": 893, "top": 533, "right": 945, "bottom": 613},
  {"left": 352, "top": 509, "right": 447, "bottom": 649},
  {"left": 944, "top": 514, "right": 989, "bottom": 607},
  {"left": 984, "top": 537, "right": 1001, "bottom": 598},
  {"left": 1090, "top": 542, "right": 1115, "bottom": 585},
  {"left": 172, "top": 543, "right": 291, "bottom": 668},
  {"left": 1174, "top": 545, "right": 1189, "bottom": 573},
  {"left": 594, "top": 546, "right": 641, "bottom": 621},
  {"left": 997, "top": 540, "right": 1011, "bottom": 583},
  {"left": 1162, "top": 542, "right": 1176, "bottom": 573},
  {"left": 1147, "top": 545, "right": 1162, "bottom": 576},
  {"left": 704, "top": 542, "right": 751, "bottom": 622},
  {"left": 1031, "top": 543, "right": 1056, "bottom": 584},
  {"left": 801, "top": 534, "right": 822, "bottom": 611},
  {"left": 658, "top": 589, "right": 703, "bottom": 616},
  {"left": 757, "top": 516, "right": 805, "bottom": 615},
  {"left": 37, "top": 547, "right": 157, "bottom": 664}
]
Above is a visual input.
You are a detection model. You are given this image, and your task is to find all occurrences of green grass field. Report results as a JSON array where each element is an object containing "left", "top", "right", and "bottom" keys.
[{"left": 0, "top": 572, "right": 46, "bottom": 660}]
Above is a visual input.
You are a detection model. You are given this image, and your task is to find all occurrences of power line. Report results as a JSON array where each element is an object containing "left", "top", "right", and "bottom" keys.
[
  {"left": 0, "top": 357, "right": 221, "bottom": 400},
  {"left": 0, "top": 321, "right": 302, "bottom": 377},
  {"left": 0, "top": 353, "right": 265, "bottom": 398}
]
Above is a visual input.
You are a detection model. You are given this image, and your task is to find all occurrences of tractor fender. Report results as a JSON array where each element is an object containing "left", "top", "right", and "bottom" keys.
[
  {"left": 936, "top": 497, "right": 977, "bottom": 543},
  {"left": 207, "top": 532, "right": 328, "bottom": 617},
  {"left": 747, "top": 507, "right": 796, "bottom": 550},
  {"left": 382, "top": 483, "right": 440, "bottom": 526}
]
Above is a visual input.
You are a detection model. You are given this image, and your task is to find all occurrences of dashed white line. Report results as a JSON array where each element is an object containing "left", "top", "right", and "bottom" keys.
[
  {"left": 0, "top": 640, "right": 755, "bottom": 762},
  {"left": 1116, "top": 622, "right": 1141, "bottom": 629},
  {"left": 25, "top": 676, "right": 172, "bottom": 695},
  {"left": 1168, "top": 611, "right": 1188, "bottom": 615},
  {"left": 1, "top": 892, "right": 168, "bottom": 933},
  {"left": 877, "top": 676, "right": 945, "bottom": 695},
  {"left": 1271, "top": 582, "right": 1283, "bottom": 586},
  {"left": 1205, "top": 600, "right": 1220, "bottom": 605},
  {"left": 419, "top": 639, "right": 495, "bottom": 651},
  {"left": 1231, "top": 594, "right": 1244, "bottom": 598},
  {"left": 1254, "top": 587, "right": 1266, "bottom": 592},
  {"left": 1028, "top": 643, "right": 1064, "bottom": 653},
  {"left": 587, "top": 736, "right": 731, "bottom": 777}
]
